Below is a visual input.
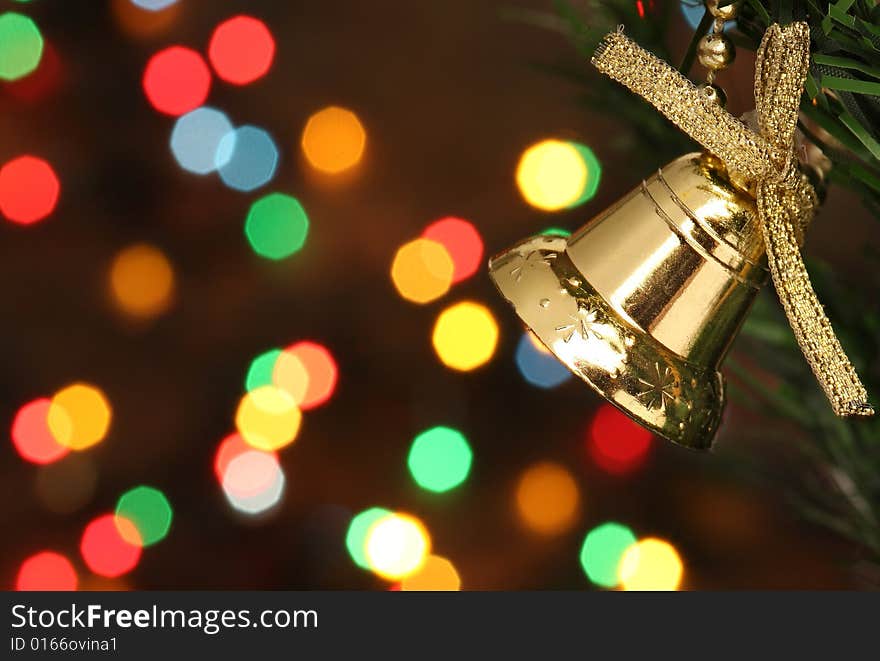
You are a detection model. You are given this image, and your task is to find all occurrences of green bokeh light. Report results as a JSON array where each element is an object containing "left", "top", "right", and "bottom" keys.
[
  {"left": 540, "top": 227, "right": 571, "bottom": 238},
  {"left": 245, "top": 348, "right": 281, "bottom": 392},
  {"left": 407, "top": 426, "right": 472, "bottom": 493},
  {"left": 245, "top": 193, "right": 309, "bottom": 260},
  {"left": 345, "top": 507, "right": 390, "bottom": 570},
  {"left": 115, "top": 485, "right": 173, "bottom": 547},
  {"left": 0, "top": 13, "right": 43, "bottom": 81},
  {"left": 579, "top": 521, "right": 636, "bottom": 588},
  {"left": 566, "top": 142, "right": 602, "bottom": 209}
]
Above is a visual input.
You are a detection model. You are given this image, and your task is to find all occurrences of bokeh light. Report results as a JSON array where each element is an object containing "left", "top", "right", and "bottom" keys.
[
  {"left": 208, "top": 15, "right": 275, "bottom": 85},
  {"left": 222, "top": 450, "right": 285, "bottom": 515},
  {"left": 681, "top": 1, "right": 735, "bottom": 31},
  {"left": 271, "top": 350, "right": 310, "bottom": 405},
  {"left": 0, "top": 155, "right": 60, "bottom": 225},
  {"left": 16, "top": 551, "right": 77, "bottom": 591},
  {"left": 214, "top": 432, "right": 278, "bottom": 483},
  {"left": 115, "top": 486, "right": 173, "bottom": 546},
  {"left": 279, "top": 341, "right": 337, "bottom": 409},
  {"left": 245, "top": 348, "right": 282, "bottom": 392},
  {"left": 170, "top": 106, "right": 234, "bottom": 175},
  {"left": 4, "top": 39, "right": 60, "bottom": 103},
  {"left": 515, "top": 332, "right": 572, "bottom": 389},
  {"left": 346, "top": 507, "right": 391, "bottom": 570},
  {"left": 588, "top": 403, "right": 653, "bottom": 474},
  {"left": 301, "top": 106, "right": 366, "bottom": 174},
  {"left": 540, "top": 226, "right": 571, "bottom": 237},
  {"left": 619, "top": 537, "right": 684, "bottom": 591},
  {"left": 432, "top": 301, "right": 499, "bottom": 371},
  {"left": 80, "top": 514, "right": 142, "bottom": 578},
  {"left": 579, "top": 522, "right": 637, "bottom": 588},
  {"left": 132, "top": 0, "right": 179, "bottom": 10},
  {"left": 109, "top": 243, "right": 175, "bottom": 320},
  {"left": 515, "top": 461, "right": 581, "bottom": 535},
  {"left": 235, "top": 385, "right": 301, "bottom": 451},
  {"left": 421, "top": 216, "right": 483, "bottom": 283},
  {"left": 216, "top": 125, "right": 278, "bottom": 192},
  {"left": 11, "top": 398, "right": 69, "bottom": 464},
  {"left": 400, "top": 555, "right": 461, "bottom": 591},
  {"left": 390, "top": 238, "right": 454, "bottom": 304},
  {"left": 568, "top": 142, "right": 602, "bottom": 206},
  {"left": 142, "top": 46, "right": 211, "bottom": 116},
  {"left": 407, "top": 426, "right": 472, "bottom": 493},
  {"left": 516, "top": 139, "right": 600, "bottom": 211},
  {"left": 0, "top": 12, "right": 43, "bottom": 81},
  {"left": 35, "top": 454, "right": 97, "bottom": 515},
  {"left": 364, "top": 512, "right": 431, "bottom": 580},
  {"left": 112, "top": 0, "right": 181, "bottom": 40},
  {"left": 245, "top": 193, "right": 309, "bottom": 260},
  {"left": 48, "top": 383, "right": 112, "bottom": 451}
]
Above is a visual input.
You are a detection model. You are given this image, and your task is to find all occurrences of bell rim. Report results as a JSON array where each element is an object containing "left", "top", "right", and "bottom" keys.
[{"left": 489, "top": 234, "right": 725, "bottom": 450}]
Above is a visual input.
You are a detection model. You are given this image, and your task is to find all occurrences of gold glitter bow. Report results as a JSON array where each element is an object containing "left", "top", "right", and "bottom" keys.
[{"left": 592, "top": 22, "right": 873, "bottom": 417}]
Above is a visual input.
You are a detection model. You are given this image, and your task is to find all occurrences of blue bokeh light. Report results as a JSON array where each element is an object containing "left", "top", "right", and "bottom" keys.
[
  {"left": 131, "top": 0, "right": 179, "bottom": 12},
  {"left": 170, "top": 106, "right": 235, "bottom": 175},
  {"left": 680, "top": 1, "right": 736, "bottom": 32},
  {"left": 515, "top": 333, "right": 572, "bottom": 389},
  {"left": 216, "top": 125, "right": 279, "bottom": 192}
]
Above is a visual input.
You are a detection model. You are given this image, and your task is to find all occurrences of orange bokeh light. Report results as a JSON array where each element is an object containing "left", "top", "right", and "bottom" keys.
[{"left": 280, "top": 341, "right": 338, "bottom": 410}]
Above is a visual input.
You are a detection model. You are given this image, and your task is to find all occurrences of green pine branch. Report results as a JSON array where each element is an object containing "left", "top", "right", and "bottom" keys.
[{"left": 510, "top": 0, "right": 880, "bottom": 580}]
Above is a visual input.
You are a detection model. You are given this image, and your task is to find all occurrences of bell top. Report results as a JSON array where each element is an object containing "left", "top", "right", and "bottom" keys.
[{"left": 566, "top": 152, "right": 765, "bottom": 367}]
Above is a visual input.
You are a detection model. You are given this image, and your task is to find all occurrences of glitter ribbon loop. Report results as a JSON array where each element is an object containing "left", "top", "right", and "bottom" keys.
[{"left": 592, "top": 22, "right": 873, "bottom": 417}]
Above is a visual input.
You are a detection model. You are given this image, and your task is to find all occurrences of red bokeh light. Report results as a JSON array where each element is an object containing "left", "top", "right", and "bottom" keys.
[
  {"left": 16, "top": 551, "right": 78, "bottom": 591},
  {"left": 11, "top": 398, "right": 69, "bottom": 465},
  {"left": 80, "top": 514, "right": 142, "bottom": 578},
  {"left": 4, "top": 40, "right": 62, "bottom": 104},
  {"left": 208, "top": 15, "right": 275, "bottom": 85},
  {"left": 0, "top": 156, "right": 60, "bottom": 225},
  {"left": 213, "top": 432, "right": 278, "bottom": 483},
  {"left": 588, "top": 403, "right": 653, "bottom": 474},
  {"left": 421, "top": 216, "right": 483, "bottom": 283},
  {"left": 142, "top": 46, "right": 211, "bottom": 116},
  {"left": 282, "top": 341, "right": 338, "bottom": 410}
]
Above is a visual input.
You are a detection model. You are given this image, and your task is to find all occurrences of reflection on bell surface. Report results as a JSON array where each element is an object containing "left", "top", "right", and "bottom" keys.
[{"left": 490, "top": 152, "right": 767, "bottom": 449}]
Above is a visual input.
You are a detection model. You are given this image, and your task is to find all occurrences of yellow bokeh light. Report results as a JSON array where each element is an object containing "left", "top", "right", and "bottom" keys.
[
  {"left": 516, "top": 139, "right": 587, "bottom": 211},
  {"left": 401, "top": 554, "right": 461, "bottom": 591},
  {"left": 432, "top": 301, "right": 499, "bottom": 371},
  {"left": 515, "top": 461, "right": 580, "bottom": 535},
  {"left": 272, "top": 351, "right": 310, "bottom": 405},
  {"left": 365, "top": 513, "right": 431, "bottom": 580},
  {"left": 391, "top": 238, "right": 454, "bottom": 304},
  {"left": 235, "top": 385, "right": 302, "bottom": 452},
  {"left": 48, "top": 383, "right": 112, "bottom": 451},
  {"left": 109, "top": 243, "right": 175, "bottom": 320},
  {"left": 619, "top": 538, "right": 684, "bottom": 591},
  {"left": 301, "top": 106, "right": 366, "bottom": 174}
]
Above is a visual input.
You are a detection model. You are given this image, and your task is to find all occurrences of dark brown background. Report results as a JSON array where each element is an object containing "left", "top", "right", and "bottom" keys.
[{"left": 1, "top": 0, "right": 871, "bottom": 589}]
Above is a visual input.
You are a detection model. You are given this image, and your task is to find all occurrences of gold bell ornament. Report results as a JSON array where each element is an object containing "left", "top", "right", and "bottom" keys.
[{"left": 489, "top": 18, "right": 873, "bottom": 450}]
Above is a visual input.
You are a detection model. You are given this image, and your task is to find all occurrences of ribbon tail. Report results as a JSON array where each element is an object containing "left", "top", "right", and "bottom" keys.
[{"left": 757, "top": 181, "right": 874, "bottom": 416}]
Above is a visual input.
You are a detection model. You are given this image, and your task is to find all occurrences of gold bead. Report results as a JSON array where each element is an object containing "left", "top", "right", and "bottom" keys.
[
  {"left": 698, "top": 82, "right": 727, "bottom": 107},
  {"left": 698, "top": 33, "right": 735, "bottom": 71},
  {"left": 705, "top": 0, "right": 739, "bottom": 20}
]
